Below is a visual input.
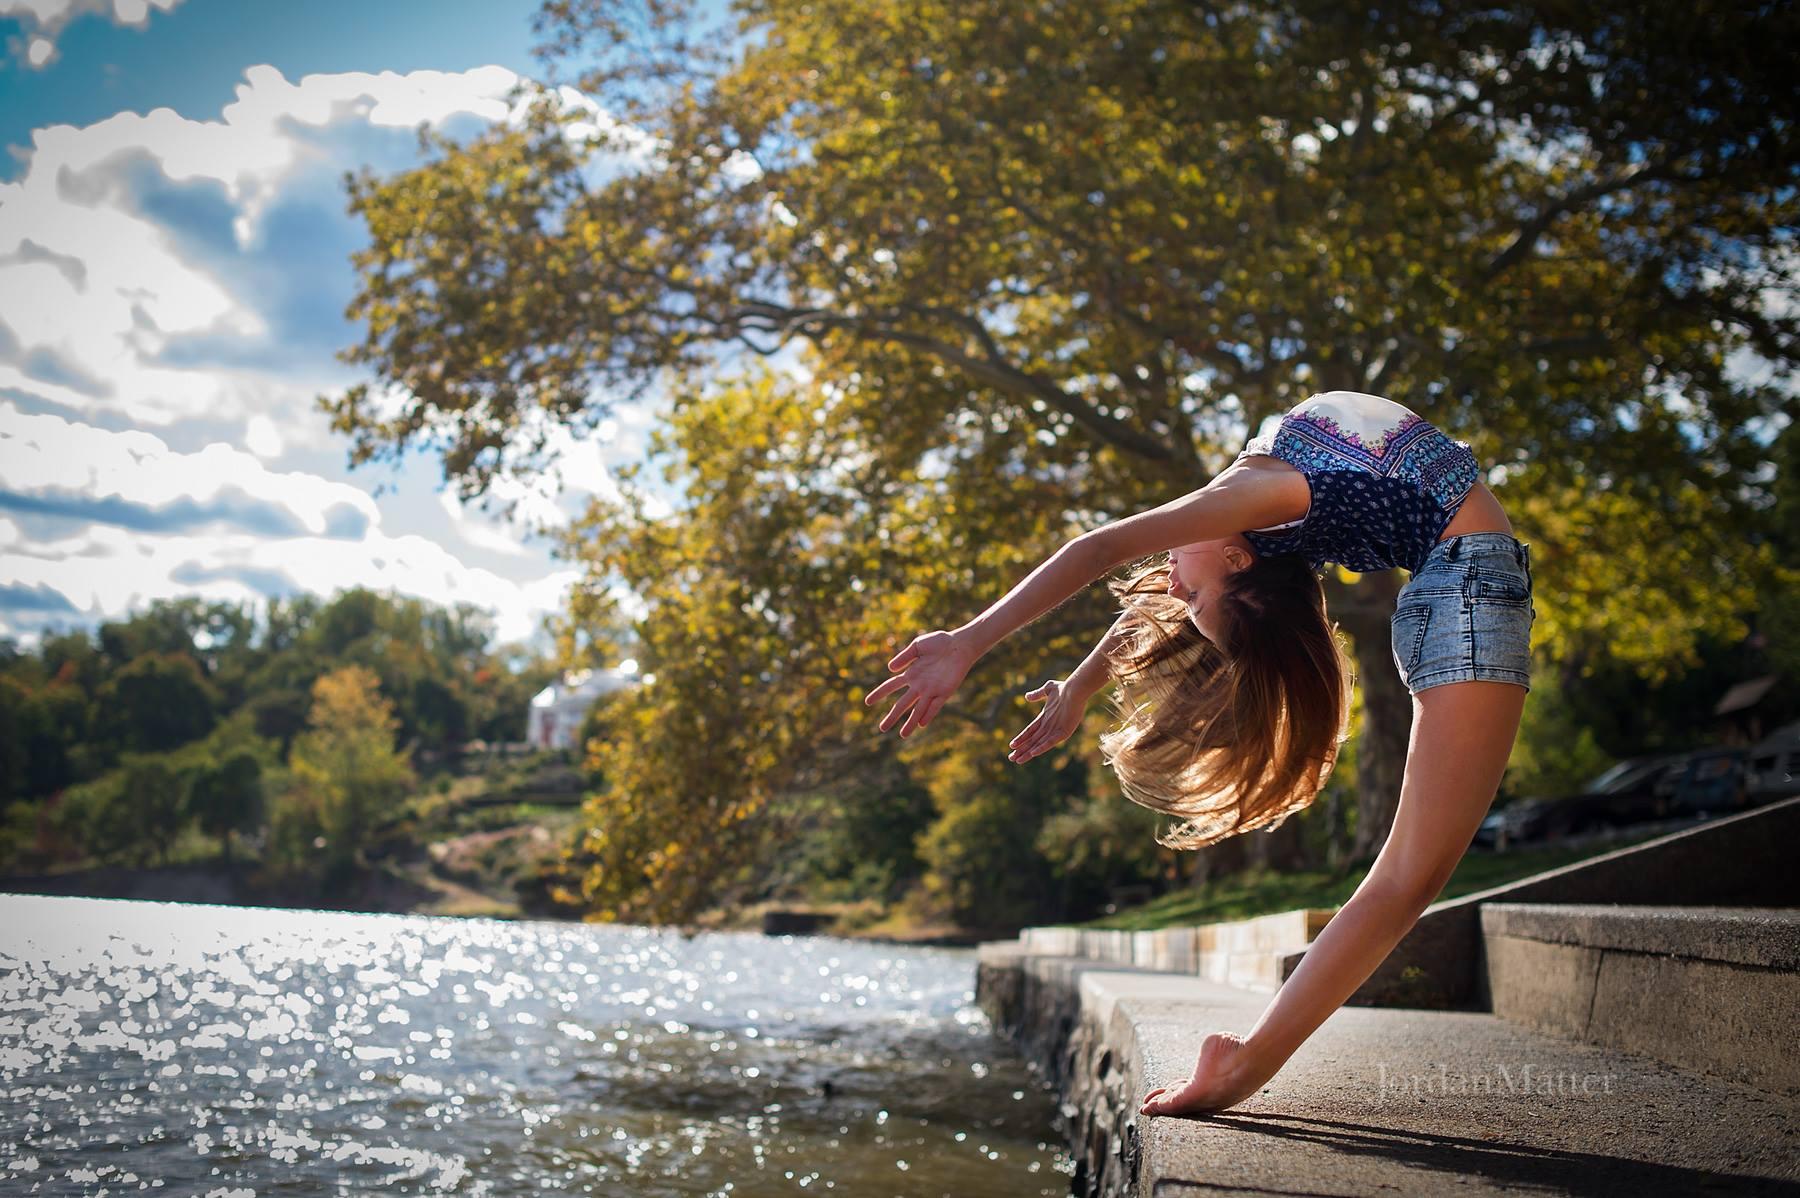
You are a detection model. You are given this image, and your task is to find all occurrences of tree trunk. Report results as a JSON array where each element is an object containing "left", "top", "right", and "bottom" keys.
[
  {"left": 1186, "top": 833, "right": 1246, "bottom": 888},
  {"left": 1247, "top": 814, "right": 1306, "bottom": 873},
  {"left": 1324, "top": 570, "right": 1416, "bottom": 865},
  {"left": 1322, "top": 788, "right": 1345, "bottom": 872}
]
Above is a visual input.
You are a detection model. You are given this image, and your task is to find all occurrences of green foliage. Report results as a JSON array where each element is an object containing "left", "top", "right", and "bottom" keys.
[
  {"left": 911, "top": 723, "right": 1100, "bottom": 928},
  {"left": 187, "top": 750, "right": 266, "bottom": 865},
  {"left": 0, "top": 589, "right": 557, "bottom": 812},
  {"left": 0, "top": 674, "right": 71, "bottom": 800},
  {"left": 1505, "top": 671, "right": 1615, "bottom": 800},
  {"left": 795, "top": 770, "right": 934, "bottom": 905},
  {"left": 122, "top": 755, "right": 187, "bottom": 866},
  {"left": 1034, "top": 794, "right": 1164, "bottom": 914},
  {"left": 96, "top": 653, "right": 217, "bottom": 759},
  {"left": 541, "top": 364, "right": 1116, "bottom": 923},
  {"left": 284, "top": 665, "right": 417, "bottom": 877},
  {"left": 53, "top": 775, "right": 134, "bottom": 866},
  {"left": 51, "top": 757, "right": 184, "bottom": 869},
  {"left": 0, "top": 801, "right": 42, "bottom": 868},
  {"left": 321, "top": 0, "right": 1796, "bottom": 924},
  {"left": 264, "top": 767, "right": 326, "bottom": 880}
]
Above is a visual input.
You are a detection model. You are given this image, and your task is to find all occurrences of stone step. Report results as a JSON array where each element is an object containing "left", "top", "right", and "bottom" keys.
[
  {"left": 976, "top": 943, "right": 1800, "bottom": 1196},
  {"left": 1020, "top": 907, "right": 1336, "bottom": 991},
  {"left": 1480, "top": 902, "right": 1800, "bottom": 1095},
  {"left": 1286, "top": 794, "right": 1800, "bottom": 1009}
]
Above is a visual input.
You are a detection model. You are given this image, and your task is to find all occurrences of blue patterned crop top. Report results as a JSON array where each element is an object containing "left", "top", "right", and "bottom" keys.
[{"left": 1232, "top": 391, "right": 1481, "bottom": 575}]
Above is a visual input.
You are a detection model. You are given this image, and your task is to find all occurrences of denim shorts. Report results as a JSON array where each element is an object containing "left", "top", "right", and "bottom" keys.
[{"left": 1390, "top": 532, "right": 1536, "bottom": 694}]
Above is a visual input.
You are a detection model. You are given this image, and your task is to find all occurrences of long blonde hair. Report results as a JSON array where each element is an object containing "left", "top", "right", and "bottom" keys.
[{"left": 1096, "top": 549, "right": 1354, "bottom": 849}]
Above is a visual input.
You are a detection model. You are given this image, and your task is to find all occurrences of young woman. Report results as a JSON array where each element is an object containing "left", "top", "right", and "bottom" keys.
[{"left": 862, "top": 390, "right": 1536, "bottom": 1116}]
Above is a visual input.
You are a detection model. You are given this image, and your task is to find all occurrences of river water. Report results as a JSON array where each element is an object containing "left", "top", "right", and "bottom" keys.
[{"left": 0, "top": 894, "right": 1073, "bottom": 1196}]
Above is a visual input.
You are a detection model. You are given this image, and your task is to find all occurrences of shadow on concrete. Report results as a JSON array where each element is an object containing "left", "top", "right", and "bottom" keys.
[{"left": 1153, "top": 1111, "right": 1798, "bottom": 1196}]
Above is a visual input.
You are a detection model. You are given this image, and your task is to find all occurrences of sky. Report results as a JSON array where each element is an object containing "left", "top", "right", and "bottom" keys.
[
  {"left": 1, "top": 3, "right": 1789, "bottom": 664},
  {"left": 0, "top": 0, "right": 732, "bottom": 659}
]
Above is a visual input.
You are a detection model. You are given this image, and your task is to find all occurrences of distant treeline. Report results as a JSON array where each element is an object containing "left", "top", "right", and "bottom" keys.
[
  {"left": 0, "top": 589, "right": 561, "bottom": 897},
  {"left": 2, "top": 571, "right": 1794, "bottom": 931}
]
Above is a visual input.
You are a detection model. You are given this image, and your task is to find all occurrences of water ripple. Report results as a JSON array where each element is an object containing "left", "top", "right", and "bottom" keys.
[{"left": 0, "top": 893, "right": 1072, "bottom": 1196}]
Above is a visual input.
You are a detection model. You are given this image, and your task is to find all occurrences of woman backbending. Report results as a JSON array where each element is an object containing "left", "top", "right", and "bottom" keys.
[{"left": 863, "top": 389, "right": 1536, "bottom": 1116}]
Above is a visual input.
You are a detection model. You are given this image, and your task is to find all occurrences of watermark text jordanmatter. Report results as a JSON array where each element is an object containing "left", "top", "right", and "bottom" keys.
[{"left": 1376, "top": 1062, "right": 1617, "bottom": 1101}]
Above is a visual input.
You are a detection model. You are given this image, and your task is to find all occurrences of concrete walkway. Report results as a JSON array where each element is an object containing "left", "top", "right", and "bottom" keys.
[{"left": 979, "top": 947, "right": 1800, "bottom": 1196}]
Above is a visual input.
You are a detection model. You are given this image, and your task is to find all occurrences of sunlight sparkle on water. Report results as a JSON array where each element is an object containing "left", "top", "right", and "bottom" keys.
[{"left": 0, "top": 893, "right": 1072, "bottom": 1196}]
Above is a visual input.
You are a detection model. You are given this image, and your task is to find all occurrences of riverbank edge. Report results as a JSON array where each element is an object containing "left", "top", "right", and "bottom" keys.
[
  {"left": 0, "top": 865, "right": 1017, "bottom": 949},
  {"left": 976, "top": 939, "right": 1151, "bottom": 1197}
]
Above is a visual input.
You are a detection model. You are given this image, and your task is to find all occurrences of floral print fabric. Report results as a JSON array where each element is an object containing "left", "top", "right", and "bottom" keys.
[{"left": 1233, "top": 391, "right": 1481, "bottom": 575}]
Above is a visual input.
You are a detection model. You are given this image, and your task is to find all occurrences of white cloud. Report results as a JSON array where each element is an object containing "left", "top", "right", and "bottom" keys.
[
  {"left": 0, "top": 398, "right": 581, "bottom": 647},
  {"left": 0, "top": 0, "right": 183, "bottom": 69},
  {"left": 0, "top": 64, "right": 522, "bottom": 431},
  {"left": 0, "top": 65, "right": 686, "bottom": 659},
  {"left": 242, "top": 412, "right": 283, "bottom": 458}
]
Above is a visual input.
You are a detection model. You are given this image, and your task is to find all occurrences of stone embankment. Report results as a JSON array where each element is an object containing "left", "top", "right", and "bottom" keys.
[
  {"left": 978, "top": 944, "right": 1799, "bottom": 1197},
  {"left": 979, "top": 797, "right": 1800, "bottom": 1196}
]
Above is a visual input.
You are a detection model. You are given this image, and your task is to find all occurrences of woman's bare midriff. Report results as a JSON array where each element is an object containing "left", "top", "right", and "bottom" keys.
[{"left": 1436, "top": 481, "right": 1512, "bottom": 541}]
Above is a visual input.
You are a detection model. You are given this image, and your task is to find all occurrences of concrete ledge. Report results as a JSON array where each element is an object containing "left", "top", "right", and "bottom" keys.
[
  {"left": 1019, "top": 908, "right": 1335, "bottom": 992},
  {"left": 1479, "top": 903, "right": 1800, "bottom": 969},
  {"left": 1291, "top": 795, "right": 1800, "bottom": 1009},
  {"left": 1481, "top": 904, "right": 1800, "bottom": 1094},
  {"left": 977, "top": 944, "right": 1800, "bottom": 1196}
]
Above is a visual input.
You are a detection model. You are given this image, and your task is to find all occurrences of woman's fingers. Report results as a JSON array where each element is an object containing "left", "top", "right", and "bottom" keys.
[
  {"left": 910, "top": 694, "right": 944, "bottom": 736},
  {"left": 863, "top": 672, "right": 907, "bottom": 707},
  {"left": 874, "top": 686, "right": 921, "bottom": 732},
  {"left": 1140, "top": 1075, "right": 1213, "bottom": 1117},
  {"left": 911, "top": 697, "right": 931, "bottom": 734},
  {"left": 1011, "top": 720, "right": 1062, "bottom": 762}
]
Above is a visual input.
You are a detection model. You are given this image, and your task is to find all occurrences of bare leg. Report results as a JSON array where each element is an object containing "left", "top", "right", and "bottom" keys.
[{"left": 1141, "top": 679, "right": 1529, "bottom": 1116}]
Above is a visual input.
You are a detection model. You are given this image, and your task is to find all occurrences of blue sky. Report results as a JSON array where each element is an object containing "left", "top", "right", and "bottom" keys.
[
  {"left": 3, "top": 2, "right": 1786, "bottom": 663},
  {"left": 0, "top": 0, "right": 542, "bottom": 177},
  {"left": 0, "top": 0, "right": 736, "bottom": 657}
]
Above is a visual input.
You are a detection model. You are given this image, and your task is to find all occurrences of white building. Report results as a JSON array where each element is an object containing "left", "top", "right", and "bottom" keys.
[{"left": 527, "top": 665, "right": 643, "bottom": 751}]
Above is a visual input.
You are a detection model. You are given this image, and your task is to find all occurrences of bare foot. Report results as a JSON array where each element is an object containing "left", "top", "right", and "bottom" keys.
[{"left": 1138, "top": 1031, "right": 1266, "bottom": 1117}]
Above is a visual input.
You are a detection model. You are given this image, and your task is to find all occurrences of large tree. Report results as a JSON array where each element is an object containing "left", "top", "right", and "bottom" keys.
[
  {"left": 327, "top": 0, "right": 1797, "bottom": 889},
  {"left": 286, "top": 665, "right": 417, "bottom": 878}
]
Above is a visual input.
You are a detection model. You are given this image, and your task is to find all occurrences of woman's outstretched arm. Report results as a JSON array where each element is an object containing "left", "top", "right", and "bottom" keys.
[
  {"left": 864, "top": 465, "right": 1305, "bottom": 739},
  {"left": 965, "top": 463, "right": 1304, "bottom": 661},
  {"left": 1066, "top": 610, "right": 1133, "bottom": 703},
  {"left": 1007, "top": 611, "right": 1134, "bottom": 765}
]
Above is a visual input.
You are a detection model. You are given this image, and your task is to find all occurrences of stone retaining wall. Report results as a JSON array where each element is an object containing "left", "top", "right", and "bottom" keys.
[
  {"left": 978, "top": 941, "right": 1148, "bottom": 1198},
  {"left": 1308, "top": 796, "right": 1800, "bottom": 1009},
  {"left": 1481, "top": 903, "right": 1800, "bottom": 1094}
]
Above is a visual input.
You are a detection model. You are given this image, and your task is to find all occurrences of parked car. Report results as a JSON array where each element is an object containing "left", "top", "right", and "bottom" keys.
[
  {"left": 1472, "top": 807, "right": 1507, "bottom": 849},
  {"left": 1475, "top": 793, "right": 1605, "bottom": 848},
  {"left": 1658, "top": 747, "right": 1748, "bottom": 816},
  {"left": 1474, "top": 753, "right": 1689, "bottom": 849},
  {"left": 1744, "top": 721, "right": 1800, "bottom": 803},
  {"left": 1580, "top": 753, "right": 1690, "bottom": 825},
  {"left": 1473, "top": 797, "right": 1564, "bottom": 847}
]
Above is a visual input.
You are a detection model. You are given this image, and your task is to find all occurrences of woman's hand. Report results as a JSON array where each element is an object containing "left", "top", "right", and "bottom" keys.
[
  {"left": 1139, "top": 1031, "right": 1266, "bottom": 1117},
  {"left": 863, "top": 629, "right": 975, "bottom": 738},
  {"left": 1008, "top": 677, "right": 1086, "bottom": 764}
]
